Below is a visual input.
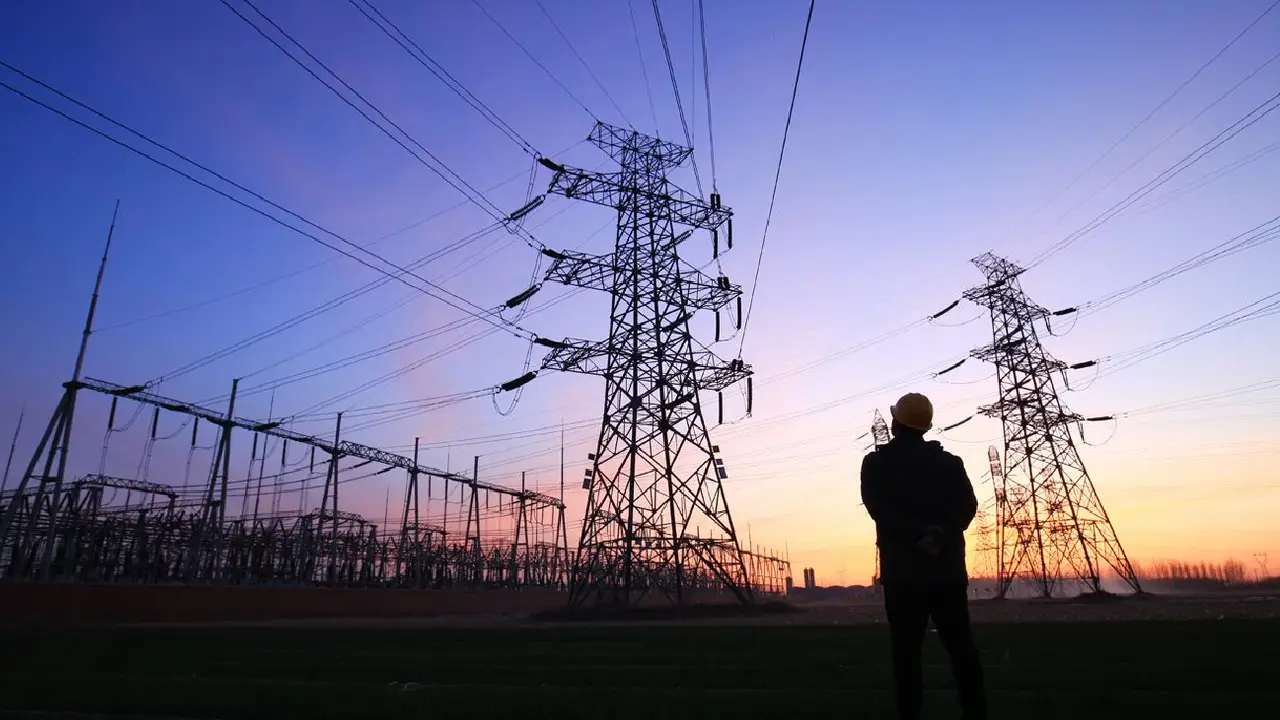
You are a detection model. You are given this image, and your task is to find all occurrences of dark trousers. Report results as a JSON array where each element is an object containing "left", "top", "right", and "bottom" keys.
[{"left": 883, "top": 584, "right": 986, "bottom": 720}]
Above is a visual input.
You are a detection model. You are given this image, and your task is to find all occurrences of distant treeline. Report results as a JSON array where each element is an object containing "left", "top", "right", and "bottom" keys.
[{"left": 1132, "top": 558, "right": 1256, "bottom": 591}]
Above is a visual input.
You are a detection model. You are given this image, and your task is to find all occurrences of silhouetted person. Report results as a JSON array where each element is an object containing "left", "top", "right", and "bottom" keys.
[{"left": 861, "top": 392, "right": 986, "bottom": 720}]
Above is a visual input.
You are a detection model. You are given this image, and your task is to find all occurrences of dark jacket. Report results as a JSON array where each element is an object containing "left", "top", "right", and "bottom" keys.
[{"left": 861, "top": 432, "right": 978, "bottom": 586}]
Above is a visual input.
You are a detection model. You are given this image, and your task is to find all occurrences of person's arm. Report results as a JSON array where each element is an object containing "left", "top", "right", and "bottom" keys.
[
  {"left": 860, "top": 453, "right": 929, "bottom": 542},
  {"left": 939, "top": 455, "right": 979, "bottom": 536}
]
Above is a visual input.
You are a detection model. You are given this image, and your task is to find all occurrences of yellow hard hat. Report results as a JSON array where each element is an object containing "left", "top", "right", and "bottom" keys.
[{"left": 890, "top": 392, "right": 934, "bottom": 432}]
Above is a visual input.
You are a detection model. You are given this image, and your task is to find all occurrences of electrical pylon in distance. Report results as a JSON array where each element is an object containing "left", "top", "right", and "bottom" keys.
[
  {"left": 537, "top": 122, "right": 753, "bottom": 607},
  {"left": 963, "top": 253, "right": 1141, "bottom": 598}
]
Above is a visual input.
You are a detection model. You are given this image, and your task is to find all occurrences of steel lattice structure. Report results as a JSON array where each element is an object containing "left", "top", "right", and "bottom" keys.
[
  {"left": 537, "top": 122, "right": 752, "bottom": 607},
  {"left": 0, "top": 379, "right": 569, "bottom": 589},
  {"left": 963, "top": 253, "right": 1141, "bottom": 598}
]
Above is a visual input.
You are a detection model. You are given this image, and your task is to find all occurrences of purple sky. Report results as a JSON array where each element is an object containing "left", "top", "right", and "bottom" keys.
[{"left": 2, "top": 0, "right": 1278, "bottom": 584}]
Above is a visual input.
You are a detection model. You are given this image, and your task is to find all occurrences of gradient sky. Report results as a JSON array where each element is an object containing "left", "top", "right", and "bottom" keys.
[{"left": 1, "top": 0, "right": 1277, "bottom": 586}]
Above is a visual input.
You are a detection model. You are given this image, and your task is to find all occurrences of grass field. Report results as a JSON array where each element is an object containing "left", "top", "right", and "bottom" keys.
[{"left": 2, "top": 618, "right": 1276, "bottom": 719}]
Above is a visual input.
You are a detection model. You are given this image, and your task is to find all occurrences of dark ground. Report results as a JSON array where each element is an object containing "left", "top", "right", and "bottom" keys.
[{"left": 2, "top": 615, "right": 1277, "bottom": 719}]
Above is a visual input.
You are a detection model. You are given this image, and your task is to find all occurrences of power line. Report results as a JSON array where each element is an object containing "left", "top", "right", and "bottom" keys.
[
  {"left": 96, "top": 144, "right": 578, "bottom": 334},
  {"left": 222, "top": 0, "right": 545, "bottom": 250},
  {"left": 348, "top": 0, "right": 539, "bottom": 155},
  {"left": 736, "top": 0, "right": 815, "bottom": 356},
  {"left": 1028, "top": 45, "right": 1280, "bottom": 256},
  {"left": 697, "top": 0, "right": 718, "bottom": 192},
  {"left": 1093, "top": 290, "right": 1280, "bottom": 380},
  {"left": 467, "top": 0, "right": 599, "bottom": 121},
  {"left": 626, "top": 0, "right": 660, "bottom": 134},
  {"left": 649, "top": 0, "right": 704, "bottom": 196},
  {"left": 1005, "top": 0, "right": 1280, "bottom": 238},
  {"left": 1077, "top": 214, "right": 1280, "bottom": 318},
  {"left": 153, "top": 221, "right": 506, "bottom": 386},
  {"left": 1025, "top": 87, "right": 1280, "bottom": 269},
  {"left": 531, "top": 0, "right": 633, "bottom": 126},
  {"left": 0, "top": 61, "right": 535, "bottom": 359}
]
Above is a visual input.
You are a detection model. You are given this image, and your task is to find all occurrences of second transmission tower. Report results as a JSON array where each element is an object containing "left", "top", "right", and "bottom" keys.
[
  {"left": 963, "top": 253, "right": 1141, "bottom": 598},
  {"left": 537, "top": 123, "right": 752, "bottom": 607}
]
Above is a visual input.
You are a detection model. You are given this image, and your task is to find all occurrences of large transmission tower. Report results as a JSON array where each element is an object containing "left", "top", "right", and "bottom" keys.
[
  {"left": 537, "top": 122, "right": 752, "bottom": 607},
  {"left": 963, "top": 253, "right": 1141, "bottom": 598}
]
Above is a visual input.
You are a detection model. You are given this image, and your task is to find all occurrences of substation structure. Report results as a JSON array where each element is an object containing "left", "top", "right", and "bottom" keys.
[
  {"left": 964, "top": 253, "right": 1142, "bottom": 598},
  {"left": 0, "top": 378, "right": 570, "bottom": 588},
  {"left": 535, "top": 122, "right": 756, "bottom": 607}
]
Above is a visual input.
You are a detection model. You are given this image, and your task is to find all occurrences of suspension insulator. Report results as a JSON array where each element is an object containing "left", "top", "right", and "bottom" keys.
[
  {"left": 746, "top": 376, "right": 754, "bottom": 414},
  {"left": 937, "top": 359, "right": 966, "bottom": 375},
  {"left": 107, "top": 397, "right": 118, "bottom": 430},
  {"left": 310, "top": 447, "right": 316, "bottom": 473},
  {"left": 673, "top": 229, "right": 692, "bottom": 245},
  {"left": 281, "top": 439, "right": 288, "bottom": 466},
  {"left": 505, "top": 285, "right": 540, "bottom": 308},
  {"left": 1052, "top": 307, "right": 1079, "bottom": 316},
  {"left": 715, "top": 311, "right": 722, "bottom": 342},
  {"left": 718, "top": 391, "right": 724, "bottom": 425},
  {"left": 930, "top": 300, "right": 961, "bottom": 319},
  {"left": 711, "top": 191, "right": 721, "bottom": 209},
  {"left": 537, "top": 157, "right": 565, "bottom": 173},
  {"left": 540, "top": 247, "right": 567, "bottom": 260},
  {"left": 940, "top": 416, "right": 974, "bottom": 432},
  {"left": 507, "top": 195, "right": 545, "bottom": 222},
  {"left": 727, "top": 219, "right": 734, "bottom": 249},
  {"left": 717, "top": 275, "right": 731, "bottom": 291},
  {"left": 501, "top": 371, "right": 536, "bottom": 392},
  {"left": 190, "top": 417, "right": 198, "bottom": 447},
  {"left": 1085, "top": 415, "right": 1115, "bottom": 422},
  {"left": 149, "top": 407, "right": 160, "bottom": 439},
  {"left": 735, "top": 297, "right": 743, "bottom": 329},
  {"left": 1069, "top": 360, "right": 1097, "bottom": 370},
  {"left": 712, "top": 229, "right": 719, "bottom": 258},
  {"left": 534, "top": 337, "right": 570, "bottom": 350}
]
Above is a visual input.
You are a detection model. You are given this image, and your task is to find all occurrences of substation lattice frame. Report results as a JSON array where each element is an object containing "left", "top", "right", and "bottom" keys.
[
  {"left": 0, "top": 377, "right": 569, "bottom": 589},
  {"left": 537, "top": 122, "right": 753, "bottom": 607},
  {"left": 963, "top": 252, "right": 1141, "bottom": 598}
]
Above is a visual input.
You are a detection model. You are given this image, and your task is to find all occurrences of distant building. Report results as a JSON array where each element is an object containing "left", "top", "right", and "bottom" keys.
[
  {"left": 784, "top": 575, "right": 794, "bottom": 594},
  {"left": 803, "top": 567, "right": 816, "bottom": 589}
]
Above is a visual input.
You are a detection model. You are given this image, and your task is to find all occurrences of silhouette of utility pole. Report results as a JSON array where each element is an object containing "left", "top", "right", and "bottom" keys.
[{"left": 964, "top": 253, "right": 1141, "bottom": 598}]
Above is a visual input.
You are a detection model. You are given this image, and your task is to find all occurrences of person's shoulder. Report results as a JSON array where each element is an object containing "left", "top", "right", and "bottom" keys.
[{"left": 925, "top": 440, "right": 966, "bottom": 467}]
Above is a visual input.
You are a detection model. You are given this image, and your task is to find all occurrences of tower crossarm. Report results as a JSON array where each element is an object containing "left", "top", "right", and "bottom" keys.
[
  {"left": 540, "top": 339, "right": 751, "bottom": 391},
  {"left": 977, "top": 401, "right": 1082, "bottom": 428},
  {"left": 74, "top": 474, "right": 178, "bottom": 500},
  {"left": 543, "top": 249, "right": 742, "bottom": 311},
  {"left": 971, "top": 344, "right": 1066, "bottom": 375},
  {"left": 540, "top": 163, "right": 731, "bottom": 231}
]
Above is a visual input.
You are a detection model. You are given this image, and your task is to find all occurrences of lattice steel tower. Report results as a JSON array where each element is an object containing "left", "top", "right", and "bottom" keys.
[
  {"left": 537, "top": 123, "right": 752, "bottom": 607},
  {"left": 963, "top": 253, "right": 1141, "bottom": 598}
]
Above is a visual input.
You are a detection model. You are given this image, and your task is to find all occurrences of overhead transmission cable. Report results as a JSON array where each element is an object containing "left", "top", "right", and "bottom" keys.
[
  {"left": 155, "top": 221, "right": 506, "bottom": 386},
  {"left": 626, "top": 0, "right": 661, "bottom": 134},
  {"left": 531, "top": 0, "right": 633, "bottom": 126},
  {"left": 467, "top": 0, "right": 599, "bottom": 121},
  {"left": 243, "top": 217, "right": 616, "bottom": 418},
  {"left": 1031, "top": 44, "right": 1280, "bottom": 250},
  {"left": 223, "top": 0, "right": 546, "bottom": 251},
  {"left": 348, "top": 0, "right": 540, "bottom": 154},
  {"left": 736, "top": 0, "right": 816, "bottom": 357},
  {"left": 649, "top": 0, "right": 703, "bottom": 196},
  {"left": 1025, "top": 87, "right": 1280, "bottom": 270},
  {"left": 1092, "top": 290, "right": 1280, "bottom": 380},
  {"left": 97, "top": 144, "right": 579, "bottom": 334},
  {"left": 697, "top": 0, "right": 718, "bottom": 192},
  {"left": 1006, "top": 0, "right": 1280, "bottom": 237},
  {"left": 1076, "top": 214, "right": 1280, "bottom": 318},
  {"left": 0, "top": 62, "right": 537, "bottom": 362}
]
